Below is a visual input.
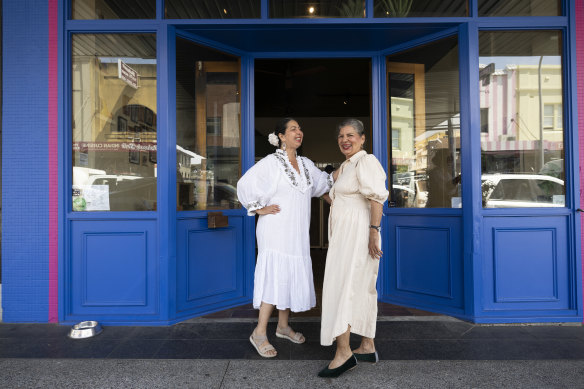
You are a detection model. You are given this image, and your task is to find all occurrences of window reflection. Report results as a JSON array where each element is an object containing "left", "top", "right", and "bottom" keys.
[
  {"left": 478, "top": 0, "right": 561, "bottom": 17},
  {"left": 387, "top": 37, "right": 461, "bottom": 208},
  {"left": 270, "top": 0, "right": 365, "bottom": 18},
  {"left": 72, "top": 34, "right": 157, "bottom": 212},
  {"left": 72, "top": 0, "right": 155, "bottom": 19},
  {"left": 166, "top": 0, "right": 261, "bottom": 19},
  {"left": 479, "top": 31, "right": 565, "bottom": 208},
  {"left": 176, "top": 38, "right": 241, "bottom": 211},
  {"left": 374, "top": 0, "right": 467, "bottom": 17}
]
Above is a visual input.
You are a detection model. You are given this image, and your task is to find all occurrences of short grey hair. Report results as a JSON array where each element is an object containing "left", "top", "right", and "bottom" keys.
[{"left": 337, "top": 118, "right": 365, "bottom": 137}]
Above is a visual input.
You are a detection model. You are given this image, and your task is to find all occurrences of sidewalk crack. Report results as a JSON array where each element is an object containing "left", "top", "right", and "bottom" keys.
[
  {"left": 218, "top": 360, "right": 230, "bottom": 388},
  {"left": 460, "top": 325, "right": 475, "bottom": 337}
]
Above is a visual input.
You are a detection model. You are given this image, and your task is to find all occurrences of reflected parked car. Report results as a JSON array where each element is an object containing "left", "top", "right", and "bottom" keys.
[
  {"left": 86, "top": 174, "right": 141, "bottom": 187},
  {"left": 211, "top": 182, "right": 240, "bottom": 208},
  {"left": 481, "top": 174, "right": 565, "bottom": 208}
]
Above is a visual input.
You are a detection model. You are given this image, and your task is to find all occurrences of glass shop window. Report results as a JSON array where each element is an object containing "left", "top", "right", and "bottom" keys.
[
  {"left": 387, "top": 36, "right": 461, "bottom": 209},
  {"left": 374, "top": 0, "right": 468, "bottom": 18},
  {"left": 478, "top": 0, "right": 562, "bottom": 17},
  {"left": 72, "top": 0, "right": 155, "bottom": 19},
  {"left": 270, "top": 0, "right": 366, "bottom": 18},
  {"left": 479, "top": 30, "right": 565, "bottom": 208},
  {"left": 166, "top": 0, "right": 261, "bottom": 19},
  {"left": 71, "top": 34, "right": 157, "bottom": 211},
  {"left": 175, "top": 38, "right": 242, "bottom": 211}
]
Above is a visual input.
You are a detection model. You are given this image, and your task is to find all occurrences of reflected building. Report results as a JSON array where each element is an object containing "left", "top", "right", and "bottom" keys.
[{"left": 480, "top": 63, "right": 563, "bottom": 176}]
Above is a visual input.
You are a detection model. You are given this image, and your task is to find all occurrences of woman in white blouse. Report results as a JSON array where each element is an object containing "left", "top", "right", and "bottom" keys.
[
  {"left": 237, "top": 118, "right": 333, "bottom": 358},
  {"left": 318, "top": 118, "right": 389, "bottom": 378}
]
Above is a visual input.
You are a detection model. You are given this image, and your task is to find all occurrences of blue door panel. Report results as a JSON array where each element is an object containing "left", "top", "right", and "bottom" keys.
[
  {"left": 396, "top": 227, "right": 453, "bottom": 299},
  {"left": 482, "top": 216, "right": 570, "bottom": 313},
  {"left": 186, "top": 228, "right": 238, "bottom": 300},
  {"left": 176, "top": 216, "right": 245, "bottom": 314},
  {"left": 382, "top": 215, "right": 464, "bottom": 311},
  {"left": 68, "top": 220, "right": 159, "bottom": 318}
]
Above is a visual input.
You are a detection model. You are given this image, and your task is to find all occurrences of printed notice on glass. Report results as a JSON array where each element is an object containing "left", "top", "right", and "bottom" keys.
[
  {"left": 72, "top": 185, "right": 110, "bottom": 211},
  {"left": 118, "top": 59, "right": 139, "bottom": 89},
  {"left": 553, "top": 195, "right": 565, "bottom": 206}
]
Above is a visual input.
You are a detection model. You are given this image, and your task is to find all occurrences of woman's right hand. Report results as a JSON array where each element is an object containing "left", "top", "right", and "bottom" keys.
[
  {"left": 256, "top": 204, "right": 281, "bottom": 215},
  {"left": 368, "top": 230, "right": 382, "bottom": 260}
]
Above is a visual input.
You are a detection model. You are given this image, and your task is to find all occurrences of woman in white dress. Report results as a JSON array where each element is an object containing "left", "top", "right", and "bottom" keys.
[
  {"left": 237, "top": 118, "right": 333, "bottom": 358},
  {"left": 318, "top": 118, "right": 389, "bottom": 378}
]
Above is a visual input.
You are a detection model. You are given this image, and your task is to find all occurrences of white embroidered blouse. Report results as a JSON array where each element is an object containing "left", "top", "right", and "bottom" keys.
[{"left": 237, "top": 149, "right": 333, "bottom": 216}]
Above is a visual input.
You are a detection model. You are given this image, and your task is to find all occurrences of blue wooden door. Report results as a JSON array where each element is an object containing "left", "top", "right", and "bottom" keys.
[
  {"left": 174, "top": 35, "right": 253, "bottom": 319},
  {"left": 378, "top": 28, "right": 580, "bottom": 323},
  {"left": 379, "top": 34, "right": 466, "bottom": 317}
]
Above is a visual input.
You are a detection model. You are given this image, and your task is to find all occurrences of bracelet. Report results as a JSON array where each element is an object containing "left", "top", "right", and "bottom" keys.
[{"left": 369, "top": 225, "right": 381, "bottom": 232}]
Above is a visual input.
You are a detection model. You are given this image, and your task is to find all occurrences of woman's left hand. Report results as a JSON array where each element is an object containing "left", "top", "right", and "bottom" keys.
[{"left": 368, "top": 230, "right": 382, "bottom": 260}]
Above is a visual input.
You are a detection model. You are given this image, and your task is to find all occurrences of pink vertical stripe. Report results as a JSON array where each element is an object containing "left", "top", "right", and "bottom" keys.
[
  {"left": 577, "top": 0, "right": 584, "bottom": 323},
  {"left": 48, "top": 0, "right": 58, "bottom": 322}
]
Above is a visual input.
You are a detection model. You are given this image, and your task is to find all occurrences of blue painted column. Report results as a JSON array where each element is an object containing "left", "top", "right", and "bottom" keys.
[
  {"left": 458, "top": 22, "right": 482, "bottom": 320},
  {"left": 2, "top": 0, "right": 51, "bottom": 322}
]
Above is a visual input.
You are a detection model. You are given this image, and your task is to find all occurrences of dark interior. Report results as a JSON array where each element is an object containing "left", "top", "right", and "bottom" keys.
[
  {"left": 255, "top": 58, "right": 371, "bottom": 118},
  {"left": 255, "top": 58, "right": 372, "bottom": 314}
]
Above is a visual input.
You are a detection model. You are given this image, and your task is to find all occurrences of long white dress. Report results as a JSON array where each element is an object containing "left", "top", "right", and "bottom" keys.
[
  {"left": 320, "top": 150, "right": 389, "bottom": 345},
  {"left": 237, "top": 149, "right": 333, "bottom": 312}
]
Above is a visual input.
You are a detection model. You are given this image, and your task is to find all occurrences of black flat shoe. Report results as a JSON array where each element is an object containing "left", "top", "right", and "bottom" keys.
[
  {"left": 318, "top": 355, "right": 357, "bottom": 378},
  {"left": 354, "top": 351, "right": 379, "bottom": 363}
]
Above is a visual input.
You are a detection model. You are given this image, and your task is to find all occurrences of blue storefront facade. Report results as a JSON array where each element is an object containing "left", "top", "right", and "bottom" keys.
[{"left": 2, "top": 0, "right": 583, "bottom": 325}]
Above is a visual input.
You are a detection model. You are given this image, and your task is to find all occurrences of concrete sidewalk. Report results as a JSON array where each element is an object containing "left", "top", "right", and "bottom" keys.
[
  {"left": 1, "top": 316, "right": 583, "bottom": 388},
  {"left": 2, "top": 359, "right": 584, "bottom": 388}
]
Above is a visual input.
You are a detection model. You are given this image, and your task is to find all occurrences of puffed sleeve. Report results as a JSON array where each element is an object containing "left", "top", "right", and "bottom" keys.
[
  {"left": 356, "top": 154, "right": 389, "bottom": 205},
  {"left": 302, "top": 157, "right": 333, "bottom": 198},
  {"left": 237, "top": 156, "right": 279, "bottom": 216}
]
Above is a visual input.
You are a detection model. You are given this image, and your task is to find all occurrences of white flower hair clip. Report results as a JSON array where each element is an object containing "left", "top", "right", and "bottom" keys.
[{"left": 268, "top": 132, "right": 279, "bottom": 147}]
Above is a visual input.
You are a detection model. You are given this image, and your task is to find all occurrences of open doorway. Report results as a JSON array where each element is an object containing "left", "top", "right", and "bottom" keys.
[
  {"left": 253, "top": 58, "right": 372, "bottom": 316},
  {"left": 200, "top": 57, "right": 441, "bottom": 320}
]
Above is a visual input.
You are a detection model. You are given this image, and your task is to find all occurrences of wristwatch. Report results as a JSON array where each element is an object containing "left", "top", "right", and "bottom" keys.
[{"left": 369, "top": 225, "right": 381, "bottom": 232}]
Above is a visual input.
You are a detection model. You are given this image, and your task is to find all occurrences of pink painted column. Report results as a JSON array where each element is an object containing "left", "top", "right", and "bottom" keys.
[
  {"left": 48, "top": 0, "right": 58, "bottom": 322},
  {"left": 577, "top": 0, "right": 584, "bottom": 322}
]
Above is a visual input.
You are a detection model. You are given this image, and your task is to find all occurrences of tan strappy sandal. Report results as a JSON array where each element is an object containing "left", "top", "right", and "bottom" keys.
[
  {"left": 250, "top": 332, "right": 277, "bottom": 358},
  {"left": 275, "top": 326, "right": 305, "bottom": 344}
]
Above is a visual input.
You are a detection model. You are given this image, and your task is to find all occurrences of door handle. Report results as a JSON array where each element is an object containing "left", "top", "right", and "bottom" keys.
[{"left": 208, "top": 212, "right": 229, "bottom": 228}]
